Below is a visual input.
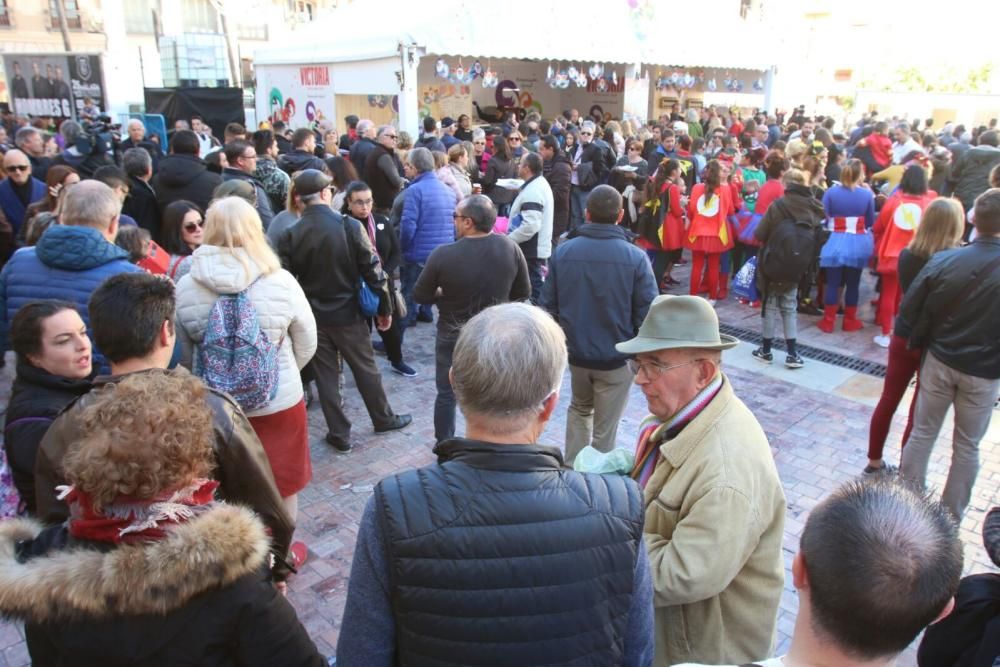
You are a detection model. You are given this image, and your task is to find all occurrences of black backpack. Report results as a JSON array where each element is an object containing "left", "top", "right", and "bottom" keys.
[{"left": 759, "top": 201, "right": 820, "bottom": 284}]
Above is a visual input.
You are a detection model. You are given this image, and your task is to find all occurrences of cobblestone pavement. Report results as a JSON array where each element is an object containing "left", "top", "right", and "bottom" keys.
[{"left": 1, "top": 267, "right": 997, "bottom": 666}]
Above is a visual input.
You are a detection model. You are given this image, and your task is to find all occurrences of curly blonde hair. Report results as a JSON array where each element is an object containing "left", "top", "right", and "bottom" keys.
[{"left": 63, "top": 371, "right": 216, "bottom": 511}]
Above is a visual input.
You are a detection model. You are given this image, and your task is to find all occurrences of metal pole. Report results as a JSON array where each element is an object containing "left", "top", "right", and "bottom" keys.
[{"left": 54, "top": 0, "right": 72, "bottom": 52}]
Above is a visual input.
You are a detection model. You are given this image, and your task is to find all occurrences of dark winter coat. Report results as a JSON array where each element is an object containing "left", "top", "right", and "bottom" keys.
[
  {"left": 3, "top": 362, "right": 91, "bottom": 515},
  {"left": 350, "top": 137, "right": 378, "bottom": 177},
  {"left": 0, "top": 504, "right": 325, "bottom": 666},
  {"left": 151, "top": 154, "right": 223, "bottom": 215},
  {"left": 0, "top": 225, "right": 142, "bottom": 369},
  {"left": 544, "top": 153, "right": 573, "bottom": 239},
  {"left": 50, "top": 148, "right": 114, "bottom": 180},
  {"left": 277, "top": 149, "right": 326, "bottom": 176},
  {"left": 948, "top": 144, "right": 1000, "bottom": 213},
  {"left": 898, "top": 236, "right": 1000, "bottom": 379},
  {"left": 122, "top": 175, "right": 161, "bottom": 243},
  {"left": 542, "top": 223, "right": 657, "bottom": 369},
  {"left": 278, "top": 203, "right": 391, "bottom": 326},
  {"left": 33, "top": 367, "right": 295, "bottom": 580},
  {"left": 371, "top": 438, "right": 646, "bottom": 666}
]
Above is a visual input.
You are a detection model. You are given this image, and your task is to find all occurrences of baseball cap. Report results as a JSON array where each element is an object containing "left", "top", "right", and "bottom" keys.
[
  {"left": 441, "top": 117, "right": 456, "bottom": 128},
  {"left": 293, "top": 169, "right": 333, "bottom": 196}
]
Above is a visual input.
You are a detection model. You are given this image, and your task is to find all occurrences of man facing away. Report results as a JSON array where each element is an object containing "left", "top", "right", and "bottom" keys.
[
  {"left": 33, "top": 272, "right": 296, "bottom": 580},
  {"left": 542, "top": 184, "right": 657, "bottom": 465},
  {"left": 413, "top": 194, "right": 530, "bottom": 443},
  {"left": 0, "top": 181, "right": 141, "bottom": 371},
  {"left": 507, "top": 152, "right": 554, "bottom": 303},
  {"left": 676, "top": 479, "right": 963, "bottom": 667},
  {"left": 617, "top": 294, "right": 785, "bottom": 666},
  {"left": 337, "top": 302, "right": 654, "bottom": 666},
  {"left": 278, "top": 169, "right": 411, "bottom": 453},
  {"left": 899, "top": 187, "right": 1000, "bottom": 518}
]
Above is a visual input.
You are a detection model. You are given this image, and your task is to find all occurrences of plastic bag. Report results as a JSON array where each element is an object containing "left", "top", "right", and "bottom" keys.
[
  {"left": 731, "top": 256, "right": 759, "bottom": 301},
  {"left": 572, "top": 446, "right": 635, "bottom": 475}
]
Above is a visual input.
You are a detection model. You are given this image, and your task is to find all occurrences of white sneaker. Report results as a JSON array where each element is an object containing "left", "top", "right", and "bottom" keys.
[{"left": 873, "top": 334, "right": 891, "bottom": 348}]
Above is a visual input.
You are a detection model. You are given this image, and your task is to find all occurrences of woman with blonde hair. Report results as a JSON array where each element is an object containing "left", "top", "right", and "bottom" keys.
[
  {"left": 865, "top": 197, "right": 964, "bottom": 475},
  {"left": 175, "top": 197, "right": 317, "bottom": 567},
  {"left": 0, "top": 371, "right": 325, "bottom": 665},
  {"left": 446, "top": 143, "right": 473, "bottom": 199}
]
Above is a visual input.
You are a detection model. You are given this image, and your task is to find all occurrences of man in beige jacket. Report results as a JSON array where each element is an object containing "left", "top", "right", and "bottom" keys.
[{"left": 616, "top": 295, "right": 786, "bottom": 666}]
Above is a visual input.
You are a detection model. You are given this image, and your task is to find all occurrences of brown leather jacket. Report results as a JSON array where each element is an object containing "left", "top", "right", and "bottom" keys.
[{"left": 33, "top": 368, "right": 296, "bottom": 579}]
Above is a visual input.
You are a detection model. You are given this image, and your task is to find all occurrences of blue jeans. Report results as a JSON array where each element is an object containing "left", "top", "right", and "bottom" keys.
[
  {"left": 399, "top": 260, "right": 429, "bottom": 327},
  {"left": 434, "top": 332, "right": 459, "bottom": 443},
  {"left": 570, "top": 186, "right": 588, "bottom": 232},
  {"left": 526, "top": 258, "right": 546, "bottom": 304}
]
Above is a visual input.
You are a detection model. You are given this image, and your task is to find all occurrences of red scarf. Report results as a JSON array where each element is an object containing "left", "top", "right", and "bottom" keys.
[{"left": 59, "top": 479, "right": 219, "bottom": 544}]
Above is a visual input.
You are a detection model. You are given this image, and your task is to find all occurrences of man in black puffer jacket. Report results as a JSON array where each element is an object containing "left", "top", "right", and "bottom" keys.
[
  {"left": 151, "top": 129, "right": 222, "bottom": 215},
  {"left": 276, "top": 128, "right": 326, "bottom": 175},
  {"left": 337, "top": 302, "right": 653, "bottom": 667}
]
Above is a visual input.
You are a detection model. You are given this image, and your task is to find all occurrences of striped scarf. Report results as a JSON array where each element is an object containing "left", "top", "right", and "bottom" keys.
[{"left": 631, "top": 375, "right": 724, "bottom": 489}]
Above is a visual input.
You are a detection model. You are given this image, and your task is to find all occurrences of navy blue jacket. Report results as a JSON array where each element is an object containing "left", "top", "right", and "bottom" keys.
[
  {"left": 542, "top": 223, "right": 657, "bottom": 369},
  {"left": 0, "top": 177, "right": 46, "bottom": 238},
  {"left": 400, "top": 171, "right": 455, "bottom": 264},
  {"left": 0, "top": 225, "right": 142, "bottom": 370}
]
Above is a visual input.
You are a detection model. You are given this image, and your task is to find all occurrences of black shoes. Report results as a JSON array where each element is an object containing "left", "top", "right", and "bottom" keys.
[
  {"left": 752, "top": 347, "right": 773, "bottom": 364},
  {"left": 375, "top": 414, "right": 413, "bottom": 434},
  {"left": 416, "top": 311, "right": 434, "bottom": 323},
  {"left": 785, "top": 354, "right": 805, "bottom": 369},
  {"left": 325, "top": 433, "right": 352, "bottom": 453}
]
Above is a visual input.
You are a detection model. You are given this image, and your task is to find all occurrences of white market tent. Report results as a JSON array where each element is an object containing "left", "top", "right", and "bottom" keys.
[{"left": 253, "top": 0, "right": 776, "bottom": 134}]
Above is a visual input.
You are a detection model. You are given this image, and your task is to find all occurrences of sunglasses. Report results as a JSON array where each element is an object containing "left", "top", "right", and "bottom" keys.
[
  {"left": 580, "top": 131, "right": 593, "bottom": 136},
  {"left": 385, "top": 134, "right": 398, "bottom": 140},
  {"left": 508, "top": 137, "right": 522, "bottom": 142},
  {"left": 5, "top": 165, "right": 29, "bottom": 173},
  {"left": 184, "top": 220, "right": 205, "bottom": 232}
]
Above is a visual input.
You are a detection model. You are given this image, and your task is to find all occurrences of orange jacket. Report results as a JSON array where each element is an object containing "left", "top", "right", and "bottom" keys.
[{"left": 874, "top": 191, "right": 936, "bottom": 273}]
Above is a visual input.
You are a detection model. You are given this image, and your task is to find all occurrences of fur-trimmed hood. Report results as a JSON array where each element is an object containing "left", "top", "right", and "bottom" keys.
[{"left": 0, "top": 503, "right": 270, "bottom": 622}]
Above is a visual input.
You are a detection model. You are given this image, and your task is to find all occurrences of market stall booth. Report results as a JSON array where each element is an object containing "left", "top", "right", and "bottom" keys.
[{"left": 252, "top": 0, "right": 776, "bottom": 136}]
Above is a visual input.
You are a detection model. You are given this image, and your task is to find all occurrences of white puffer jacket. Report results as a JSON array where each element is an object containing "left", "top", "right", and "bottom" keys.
[{"left": 175, "top": 245, "right": 317, "bottom": 417}]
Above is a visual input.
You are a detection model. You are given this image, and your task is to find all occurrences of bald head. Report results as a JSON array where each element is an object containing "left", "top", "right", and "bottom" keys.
[
  {"left": 61, "top": 180, "right": 120, "bottom": 241},
  {"left": 3, "top": 149, "right": 32, "bottom": 185}
]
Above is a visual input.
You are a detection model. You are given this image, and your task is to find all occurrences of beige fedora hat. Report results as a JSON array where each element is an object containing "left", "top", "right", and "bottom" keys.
[{"left": 616, "top": 295, "right": 739, "bottom": 355}]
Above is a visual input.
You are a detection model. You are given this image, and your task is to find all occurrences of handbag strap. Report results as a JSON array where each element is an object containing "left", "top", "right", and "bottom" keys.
[{"left": 936, "top": 253, "right": 1000, "bottom": 324}]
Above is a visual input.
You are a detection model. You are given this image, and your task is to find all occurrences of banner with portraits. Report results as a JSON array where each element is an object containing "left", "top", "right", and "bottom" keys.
[{"left": 3, "top": 53, "right": 106, "bottom": 122}]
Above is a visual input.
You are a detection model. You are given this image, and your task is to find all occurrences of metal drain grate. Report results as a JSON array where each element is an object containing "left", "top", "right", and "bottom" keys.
[{"left": 718, "top": 324, "right": 889, "bottom": 379}]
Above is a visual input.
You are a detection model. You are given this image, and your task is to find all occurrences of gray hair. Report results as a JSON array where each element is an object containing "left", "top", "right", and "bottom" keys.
[
  {"left": 60, "top": 180, "right": 119, "bottom": 230},
  {"left": 359, "top": 120, "right": 376, "bottom": 135},
  {"left": 61, "top": 120, "right": 82, "bottom": 144},
  {"left": 581, "top": 120, "right": 596, "bottom": 133},
  {"left": 458, "top": 194, "right": 495, "bottom": 233},
  {"left": 472, "top": 128, "right": 486, "bottom": 141},
  {"left": 685, "top": 108, "right": 700, "bottom": 124},
  {"left": 127, "top": 118, "right": 145, "bottom": 131},
  {"left": 122, "top": 147, "right": 152, "bottom": 178},
  {"left": 452, "top": 303, "right": 567, "bottom": 432},
  {"left": 14, "top": 126, "right": 40, "bottom": 148},
  {"left": 409, "top": 146, "right": 435, "bottom": 173},
  {"left": 521, "top": 152, "right": 543, "bottom": 176},
  {"left": 375, "top": 124, "right": 394, "bottom": 139}
]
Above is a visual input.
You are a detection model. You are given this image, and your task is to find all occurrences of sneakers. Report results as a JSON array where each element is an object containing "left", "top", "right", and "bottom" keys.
[
  {"left": 785, "top": 354, "right": 805, "bottom": 369},
  {"left": 863, "top": 463, "right": 898, "bottom": 476},
  {"left": 372, "top": 340, "right": 387, "bottom": 355},
  {"left": 324, "top": 433, "right": 352, "bottom": 453},
  {"left": 375, "top": 413, "right": 413, "bottom": 434},
  {"left": 752, "top": 347, "right": 773, "bottom": 364},
  {"left": 873, "top": 334, "right": 891, "bottom": 348},
  {"left": 391, "top": 361, "right": 418, "bottom": 377}
]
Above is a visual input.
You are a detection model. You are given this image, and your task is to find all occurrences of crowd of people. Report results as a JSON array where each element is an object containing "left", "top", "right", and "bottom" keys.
[{"left": 0, "top": 102, "right": 997, "bottom": 666}]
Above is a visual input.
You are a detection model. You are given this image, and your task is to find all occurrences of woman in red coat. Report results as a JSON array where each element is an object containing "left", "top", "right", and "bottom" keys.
[
  {"left": 872, "top": 165, "right": 936, "bottom": 345},
  {"left": 685, "top": 159, "right": 735, "bottom": 302}
]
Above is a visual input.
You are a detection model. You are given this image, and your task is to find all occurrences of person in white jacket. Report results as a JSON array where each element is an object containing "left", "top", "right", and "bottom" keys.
[
  {"left": 175, "top": 196, "right": 317, "bottom": 567},
  {"left": 507, "top": 152, "right": 554, "bottom": 304}
]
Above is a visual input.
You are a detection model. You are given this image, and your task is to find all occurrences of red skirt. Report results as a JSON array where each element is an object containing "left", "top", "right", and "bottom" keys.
[
  {"left": 661, "top": 213, "right": 685, "bottom": 251},
  {"left": 684, "top": 234, "right": 732, "bottom": 253},
  {"left": 248, "top": 400, "right": 311, "bottom": 497}
]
